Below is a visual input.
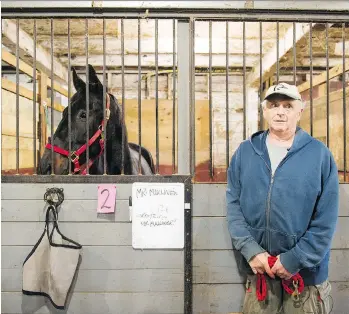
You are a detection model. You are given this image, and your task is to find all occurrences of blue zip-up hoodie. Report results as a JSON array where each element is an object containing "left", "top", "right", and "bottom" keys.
[{"left": 226, "top": 127, "right": 339, "bottom": 285}]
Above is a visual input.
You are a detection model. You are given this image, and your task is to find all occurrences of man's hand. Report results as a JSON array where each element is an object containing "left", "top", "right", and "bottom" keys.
[
  {"left": 271, "top": 255, "right": 293, "bottom": 280},
  {"left": 249, "top": 252, "right": 275, "bottom": 279}
]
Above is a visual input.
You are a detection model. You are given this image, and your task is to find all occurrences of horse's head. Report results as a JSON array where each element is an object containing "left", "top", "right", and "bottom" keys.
[{"left": 38, "top": 64, "right": 123, "bottom": 175}]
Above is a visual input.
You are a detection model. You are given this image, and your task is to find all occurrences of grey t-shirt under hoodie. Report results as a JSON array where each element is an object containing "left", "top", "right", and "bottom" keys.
[{"left": 266, "top": 134, "right": 289, "bottom": 176}]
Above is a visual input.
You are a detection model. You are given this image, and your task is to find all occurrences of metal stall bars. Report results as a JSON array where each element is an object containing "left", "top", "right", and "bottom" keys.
[
  {"left": 15, "top": 19, "right": 19, "bottom": 174},
  {"left": 309, "top": 22, "right": 313, "bottom": 137},
  {"left": 121, "top": 18, "right": 125, "bottom": 175},
  {"left": 225, "top": 21, "right": 230, "bottom": 174},
  {"left": 173, "top": 18, "right": 177, "bottom": 174},
  {"left": 68, "top": 18, "right": 72, "bottom": 175},
  {"left": 85, "top": 18, "right": 90, "bottom": 174},
  {"left": 191, "top": 17, "right": 349, "bottom": 182},
  {"left": 137, "top": 18, "right": 142, "bottom": 174},
  {"left": 1, "top": 13, "right": 190, "bottom": 314},
  {"left": 32, "top": 19, "right": 37, "bottom": 174},
  {"left": 259, "top": 21, "right": 264, "bottom": 131},
  {"left": 50, "top": 18, "right": 55, "bottom": 174},
  {"left": 103, "top": 18, "right": 107, "bottom": 175},
  {"left": 343, "top": 22, "right": 347, "bottom": 182},
  {"left": 3, "top": 8, "right": 348, "bottom": 183},
  {"left": 208, "top": 20, "right": 213, "bottom": 179},
  {"left": 155, "top": 18, "right": 159, "bottom": 174}
]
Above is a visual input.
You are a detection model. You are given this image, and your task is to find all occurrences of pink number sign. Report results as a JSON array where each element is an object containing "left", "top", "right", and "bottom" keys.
[{"left": 97, "top": 185, "right": 116, "bottom": 213}]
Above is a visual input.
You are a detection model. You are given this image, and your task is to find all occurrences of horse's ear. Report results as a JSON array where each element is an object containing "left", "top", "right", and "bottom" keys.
[
  {"left": 72, "top": 67, "right": 86, "bottom": 91},
  {"left": 88, "top": 64, "right": 103, "bottom": 94}
]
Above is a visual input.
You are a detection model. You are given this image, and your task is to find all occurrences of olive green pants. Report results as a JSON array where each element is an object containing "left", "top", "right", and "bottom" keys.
[{"left": 242, "top": 275, "right": 332, "bottom": 314}]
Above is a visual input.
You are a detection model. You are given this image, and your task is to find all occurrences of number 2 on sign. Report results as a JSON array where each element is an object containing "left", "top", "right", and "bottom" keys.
[{"left": 97, "top": 185, "right": 116, "bottom": 213}]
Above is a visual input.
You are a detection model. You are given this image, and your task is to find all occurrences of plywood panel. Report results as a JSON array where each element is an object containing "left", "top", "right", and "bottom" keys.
[
  {"left": 1, "top": 181, "right": 185, "bottom": 314},
  {"left": 1, "top": 292, "right": 183, "bottom": 314},
  {"left": 1, "top": 183, "right": 133, "bottom": 200},
  {"left": 3, "top": 268, "right": 183, "bottom": 292},
  {"left": 300, "top": 88, "right": 349, "bottom": 175},
  {"left": 1, "top": 199, "right": 131, "bottom": 222},
  {"left": 2, "top": 246, "right": 183, "bottom": 270},
  {"left": 124, "top": 99, "right": 212, "bottom": 166},
  {"left": 192, "top": 217, "right": 349, "bottom": 250},
  {"left": 193, "top": 282, "right": 349, "bottom": 314},
  {"left": 193, "top": 283, "right": 244, "bottom": 314},
  {"left": 1, "top": 222, "right": 132, "bottom": 246},
  {"left": 193, "top": 184, "right": 227, "bottom": 216},
  {"left": 193, "top": 184, "right": 349, "bottom": 217},
  {"left": 193, "top": 249, "right": 349, "bottom": 284},
  {"left": 1, "top": 136, "right": 36, "bottom": 170}
]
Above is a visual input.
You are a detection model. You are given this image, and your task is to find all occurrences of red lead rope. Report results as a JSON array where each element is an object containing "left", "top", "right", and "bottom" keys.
[{"left": 256, "top": 256, "right": 304, "bottom": 301}]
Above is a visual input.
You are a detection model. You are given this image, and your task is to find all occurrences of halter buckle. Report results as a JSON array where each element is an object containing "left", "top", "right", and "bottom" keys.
[{"left": 70, "top": 152, "right": 79, "bottom": 163}]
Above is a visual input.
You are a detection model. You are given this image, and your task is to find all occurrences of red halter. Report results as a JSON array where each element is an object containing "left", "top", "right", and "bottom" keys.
[{"left": 45, "top": 94, "right": 111, "bottom": 175}]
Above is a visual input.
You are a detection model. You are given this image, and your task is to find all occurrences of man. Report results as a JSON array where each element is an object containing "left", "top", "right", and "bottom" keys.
[{"left": 226, "top": 82, "right": 339, "bottom": 314}]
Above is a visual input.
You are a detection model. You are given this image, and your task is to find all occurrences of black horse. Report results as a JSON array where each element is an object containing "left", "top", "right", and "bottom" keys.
[{"left": 38, "top": 65, "right": 154, "bottom": 175}]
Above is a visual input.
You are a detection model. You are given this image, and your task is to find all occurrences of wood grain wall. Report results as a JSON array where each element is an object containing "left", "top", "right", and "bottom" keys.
[{"left": 1, "top": 183, "right": 348, "bottom": 313}]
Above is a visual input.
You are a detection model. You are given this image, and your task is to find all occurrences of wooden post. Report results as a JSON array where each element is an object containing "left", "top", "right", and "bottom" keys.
[{"left": 39, "top": 73, "right": 48, "bottom": 157}]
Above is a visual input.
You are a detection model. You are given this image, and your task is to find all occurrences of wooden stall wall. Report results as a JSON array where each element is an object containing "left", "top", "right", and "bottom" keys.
[
  {"left": 299, "top": 81, "right": 349, "bottom": 182},
  {"left": 192, "top": 184, "right": 349, "bottom": 314},
  {"left": 1, "top": 89, "right": 63, "bottom": 174},
  {"left": 109, "top": 72, "right": 255, "bottom": 181},
  {"left": 1, "top": 48, "right": 67, "bottom": 175},
  {"left": 1, "top": 183, "right": 184, "bottom": 314}
]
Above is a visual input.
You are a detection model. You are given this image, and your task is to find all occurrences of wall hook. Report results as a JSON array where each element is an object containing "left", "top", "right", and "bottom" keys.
[{"left": 44, "top": 188, "right": 64, "bottom": 207}]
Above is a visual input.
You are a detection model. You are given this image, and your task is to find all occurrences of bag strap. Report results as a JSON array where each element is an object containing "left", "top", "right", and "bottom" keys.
[
  {"left": 45, "top": 205, "right": 58, "bottom": 239},
  {"left": 45, "top": 204, "right": 82, "bottom": 249}
]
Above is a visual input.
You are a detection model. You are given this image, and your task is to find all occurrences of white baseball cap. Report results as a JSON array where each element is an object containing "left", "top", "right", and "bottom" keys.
[{"left": 264, "top": 83, "right": 302, "bottom": 101}]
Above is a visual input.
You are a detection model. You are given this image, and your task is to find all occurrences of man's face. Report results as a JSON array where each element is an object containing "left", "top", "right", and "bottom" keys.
[{"left": 262, "top": 95, "right": 303, "bottom": 133}]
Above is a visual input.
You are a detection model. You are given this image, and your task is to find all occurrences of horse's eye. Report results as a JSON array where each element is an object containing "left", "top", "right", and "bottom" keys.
[{"left": 79, "top": 111, "right": 87, "bottom": 120}]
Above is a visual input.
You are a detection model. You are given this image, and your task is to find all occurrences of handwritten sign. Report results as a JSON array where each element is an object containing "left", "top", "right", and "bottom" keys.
[
  {"left": 97, "top": 185, "right": 116, "bottom": 213},
  {"left": 131, "top": 182, "right": 184, "bottom": 249}
]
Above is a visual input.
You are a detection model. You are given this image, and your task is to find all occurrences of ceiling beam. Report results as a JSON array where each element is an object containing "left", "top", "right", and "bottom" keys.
[
  {"left": 60, "top": 54, "right": 259, "bottom": 68},
  {"left": 61, "top": 53, "right": 344, "bottom": 69},
  {"left": 1, "top": 49, "right": 69, "bottom": 97},
  {"left": 334, "top": 40, "right": 349, "bottom": 56},
  {"left": 297, "top": 59, "right": 349, "bottom": 93},
  {"left": 37, "top": 35, "right": 276, "bottom": 55},
  {"left": 247, "top": 23, "right": 318, "bottom": 88},
  {"left": 2, "top": 19, "right": 68, "bottom": 83}
]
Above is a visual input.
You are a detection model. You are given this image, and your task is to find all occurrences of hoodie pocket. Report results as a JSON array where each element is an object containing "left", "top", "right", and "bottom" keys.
[{"left": 269, "top": 228, "right": 297, "bottom": 256}]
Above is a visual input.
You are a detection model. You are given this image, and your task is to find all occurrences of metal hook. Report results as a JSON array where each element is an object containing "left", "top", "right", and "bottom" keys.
[{"left": 44, "top": 188, "right": 64, "bottom": 207}]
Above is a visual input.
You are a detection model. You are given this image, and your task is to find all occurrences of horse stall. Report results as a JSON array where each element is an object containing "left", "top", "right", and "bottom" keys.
[{"left": 1, "top": 1, "right": 349, "bottom": 314}]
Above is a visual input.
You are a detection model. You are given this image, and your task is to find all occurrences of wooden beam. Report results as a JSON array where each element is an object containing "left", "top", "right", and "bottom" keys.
[
  {"left": 334, "top": 41, "right": 349, "bottom": 56},
  {"left": 38, "top": 35, "right": 276, "bottom": 55},
  {"left": 1, "top": 19, "right": 68, "bottom": 83},
  {"left": 39, "top": 73, "right": 48, "bottom": 156},
  {"left": 2, "top": 49, "right": 69, "bottom": 97},
  {"left": 310, "top": 87, "right": 348, "bottom": 107},
  {"left": 1, "top": 78, "right": 37, "bottom": 102},
  {"left": 44, "top": 99, "right": 65, "bottom": 113},
  {"left": 1, "top": 78, "right": 64, "bottom": 112},
  {"left": 247, "top": 23, "right": 317, "bottom": 87},
  {"left": 62, "top": 54, "right": 259, "bottom": 68},
  {"left": 298, "top": 59, "right": 349, "bottom": 93},
  {"left": 2, "top": 49, "right": 35, "bottom": 77},
  {"left": 59, "top": 53, "right": 341, "bottom": 70}
]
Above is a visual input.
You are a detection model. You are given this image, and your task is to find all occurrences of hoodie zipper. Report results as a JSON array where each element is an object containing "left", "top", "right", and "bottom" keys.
[
  {"left": 259, "top": 150, "right": 294, "bottom": 253},
  {"left": 259, "top": 155, "right": 273, "bottom": 252}
]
